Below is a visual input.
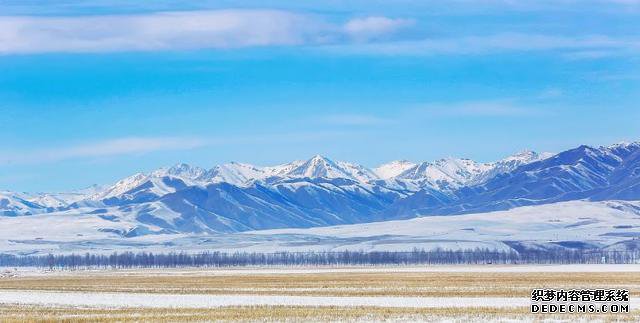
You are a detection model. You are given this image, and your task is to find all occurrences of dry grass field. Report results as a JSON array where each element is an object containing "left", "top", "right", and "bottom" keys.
[
  {"left": 0, "top": 269, "right": 639, "bottom": 297},
  {"left": 0, "top": 305, "right": 638, "bottom": 322},
  {"left": 0, "top": 266, "right": 639, "bottom": 322}
]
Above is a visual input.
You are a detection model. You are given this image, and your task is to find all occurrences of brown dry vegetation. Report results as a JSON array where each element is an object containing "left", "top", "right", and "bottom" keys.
[
  {"left": 1, "top": 268, "right": 639, "bottom": 321},
  {"left": 0, "top": 270, "right": 639, "bottom": 297},
  {"left": 0, "top": 305, "right": 638, "bottom": 323}
]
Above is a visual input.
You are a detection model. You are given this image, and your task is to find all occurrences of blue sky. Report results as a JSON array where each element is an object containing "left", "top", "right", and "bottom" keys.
[{"left": 1, "top": 0, "right": 639, "bottom": 192}]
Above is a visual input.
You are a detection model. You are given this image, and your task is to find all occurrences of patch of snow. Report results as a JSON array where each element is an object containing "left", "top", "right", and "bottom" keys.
[{"left": 0, "top": 290, "right": 533, "bottom": 308}]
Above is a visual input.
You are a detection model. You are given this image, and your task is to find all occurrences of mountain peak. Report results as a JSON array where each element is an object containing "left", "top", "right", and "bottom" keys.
[
  {"left": 309, "top": 154, "right": 332, "bottom": 162},
  {"left": 288, "top": 155, "right": 341, "bottom": 179},
  {"left": 606, "top": 141, "right": 640, "bottom": 150},
  {"left": 373, "top": 160, "right": 417, "bottom": 180},
  {"left": 90, "top": 172, "right": 149, "bottom": 200},
  {"left": 502, "top": 150, "right": 537, "bottom": 162},
  {"left": 151, "top": 163, "right": 206, "bottom": 181},
  {"left": 203, "top": 162, "right": 266, "bottom": 186}
]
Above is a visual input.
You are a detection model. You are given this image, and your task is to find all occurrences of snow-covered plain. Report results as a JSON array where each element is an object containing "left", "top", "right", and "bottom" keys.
[
  {"left": 0, "top": 200, "right": 639, "bottom": 255},
  {"left": 0, "top": 289, "right": 637, "bottom": 309}
]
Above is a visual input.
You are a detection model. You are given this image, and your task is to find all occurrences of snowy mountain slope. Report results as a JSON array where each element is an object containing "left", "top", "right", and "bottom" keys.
[
  {"left": 138, "top": 178, "right": 405, "bottom": 233},
  {"left": 388, "top": 142, "right": 640, "bottom": 217},
  {"left": 373, "top": 160, "right": 417, "bottom": 179},
  {"left": 334, "top": 161, "right": 380, "bottom": 183},
  {"left": 90, "top": 173, "right": 151, "bottom": 201},
  {"left": 2, "top": 142, "right": 638, "bottom": 238},
  {"left": 247, "top": 200, "right": 640, "bottom": 253},
  {"left": 1, "top": 200, "right": 639, "bottom": 255},
  {"left": 263, "top": 160, "right": 305, "bottom": 178},
  {"left": 0, "top": 184, "right": 104, "bottom": 213},
  {"left": 201, "top": 162, "right": 268, "bottom": 186},
  {"left": 77, "top": 151, "right": 551, "bottom": 210},
  {"left": 35, "top": 185, "right": 106, "bottom": 207},
  {"left": 0, "top": 191, "right": 49, "bottom": 216},
  {"left": 394, "top": 151, "right": 551, "bottom": 192},
  {"left": 283, "top": 155, "right": 378, "bottom": 182},
  {"left": 151, "top": 163, "right": 206, "bottom": 182},
  {"left": 83, "top": 173, "right": 191, "bottom": 210},
  {"left": 590, "top": 142, "right": 640, "bottom": 200},
  {"left": 192, "top": 156, "right": 378, "bottom": 188},
  {"left": 470, "top": 150, "right": 553, "bottom": 185},
  {"left": 396, "top": 157, "right": 492, "bottom": 191}
]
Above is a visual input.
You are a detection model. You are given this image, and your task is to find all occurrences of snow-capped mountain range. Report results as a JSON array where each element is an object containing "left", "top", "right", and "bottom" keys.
[
  {"left": 89, "top": 150, "right": 550, "bottom": 202},
  {"left": 1, "top": 142, "right": 639, "bottom": 237}
]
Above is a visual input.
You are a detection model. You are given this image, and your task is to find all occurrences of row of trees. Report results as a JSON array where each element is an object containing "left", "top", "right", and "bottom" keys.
[{"left": 1, "top": 248, "right": 638, "bottom": 268}]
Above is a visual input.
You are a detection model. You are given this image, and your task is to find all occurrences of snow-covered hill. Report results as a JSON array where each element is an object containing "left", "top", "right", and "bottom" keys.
[
  {"left": 1, "top": 141, "right": 639, "bottom": 239},
  {"left": 0, "top": 191, "right": 49, "bottom": 216},
  {"left": 1, "top": 200, "right": 639, "bottom": 255},
  {"left": 248, "top": 200, "right": 640, "bottom": 253}
]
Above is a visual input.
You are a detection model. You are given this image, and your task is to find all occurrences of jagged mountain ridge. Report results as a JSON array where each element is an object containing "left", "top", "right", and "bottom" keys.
[
  {"left": 1, "top": 142, "right": 639, "bottom": 236},
  {"left": 387, "top": 142, "right": 640, "bottom": 216}
]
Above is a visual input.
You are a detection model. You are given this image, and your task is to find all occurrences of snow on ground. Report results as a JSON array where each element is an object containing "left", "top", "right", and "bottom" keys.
[
  {"left": 0, "top": 290, "right": 532, "bottom": 309},
  {"left": 247, "top": 200, "right": 640, "bottom": 251},
  {"left": 252, "top": 200, "right": 640, "bottom": 238},
  {"left": 1, "top": 200, "right": 639, "bottom": 255},
  {"left": 1, "top": 290, "right": 637, "bottom": 309}
]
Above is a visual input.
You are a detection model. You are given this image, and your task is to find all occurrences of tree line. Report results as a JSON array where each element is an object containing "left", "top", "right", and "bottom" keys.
[{"left": 1, "top": 248, "right": 638, "bottom": 268}]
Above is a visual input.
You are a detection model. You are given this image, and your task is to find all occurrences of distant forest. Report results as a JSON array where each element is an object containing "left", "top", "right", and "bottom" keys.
[{"left": 1, "top": 249, "right": 639, "bottom": 268}]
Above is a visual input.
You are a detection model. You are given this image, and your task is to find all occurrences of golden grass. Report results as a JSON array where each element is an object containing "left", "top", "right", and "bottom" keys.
[
  {"left": 1, "top": 271, "right": 639, "bottom": 297},
  {"left": 2, "top": 268, "right": 639, "bottom": 321},
  {"left": 0, "top": 305, "right": 638, "bottom": 323}
]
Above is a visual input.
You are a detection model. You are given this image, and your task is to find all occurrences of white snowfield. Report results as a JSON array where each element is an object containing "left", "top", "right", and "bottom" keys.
[
  {"left": 1, "top": 265, "right": 638, "bottom": 309},
  {"left": 245, "top": 200, "right": 640, "bottom": 252},
  {"left": 0, "top": 290, "right": 533, "bottom": 309},
  {"left": 0, "top": 290, "right": 637, "bottom": 309},
  {"left": 1, "top": 200, "right": 640, "bottom": 255}
]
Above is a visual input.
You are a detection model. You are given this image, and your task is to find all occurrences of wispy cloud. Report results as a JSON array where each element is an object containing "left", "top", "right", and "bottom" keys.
[
  {"left": 416, "top": 99, "right": 547, "bottom": 117},
  {"left": 0, "top": 10, "right": 321, "bottom": 53},
  {"left": 324, "top": 33, "right": 640, "bottom": 57},
  {"left": 343, "top": 17, "right": 415, "bottom": 42},
  {"left": 0, "top": 10, "right": 414, "bottom": 54},
  {"left": 1, "top": 9, "right": 637, "bottom": 58},
  {"left": 311, "top": 100, "right": 548, "bottom": 129},
  {"left": 0, "top": 137, "right": 206, "bottom": 165},
  {"left": 0, "top": 132, "right": 354, "bottom": 165}
]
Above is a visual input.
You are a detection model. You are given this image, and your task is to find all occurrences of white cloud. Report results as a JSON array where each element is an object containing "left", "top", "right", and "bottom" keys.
[
  {"left": 0, "top": 10, "right": 636, "bottom": 57},
  {"left": 0, "top": 137, "right": 206, "bottom": 164},
  {"left": 0, "top": 10, "right": 330, "bottom": 54},
  {"left": 343, "top": 17, "right": 414, "bottom": 41},
  {"left": 0, "top": 10, "right": 418, "bottom": 54}
]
